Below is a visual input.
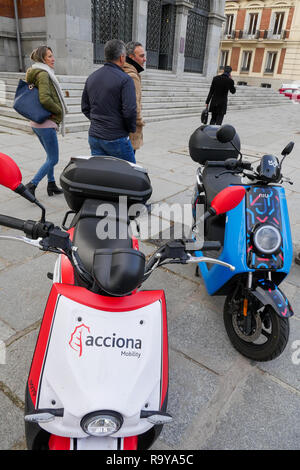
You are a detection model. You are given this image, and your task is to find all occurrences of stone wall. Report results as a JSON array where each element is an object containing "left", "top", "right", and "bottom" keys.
[
  {"left": 0, "top": 0, "right": 46, "bottom": 72},
  {"left": 0, "top": 0, "right": 225, "bottom": 77}
]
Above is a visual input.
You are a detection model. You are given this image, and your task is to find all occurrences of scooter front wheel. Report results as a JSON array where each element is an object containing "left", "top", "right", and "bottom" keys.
[{"left": 223, "top": 294, "right": 290, "bottom": 362}]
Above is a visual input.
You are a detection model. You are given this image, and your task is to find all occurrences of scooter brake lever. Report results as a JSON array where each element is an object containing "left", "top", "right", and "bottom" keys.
[
  {"left": 0, "top": 235, "right": 42, "bottom": 248},
  {"left": 186, "top": 255, "right": 235, "bottom": 271},
  {"left": 282, "top": 176, "right": 293, "bottom": 185}
]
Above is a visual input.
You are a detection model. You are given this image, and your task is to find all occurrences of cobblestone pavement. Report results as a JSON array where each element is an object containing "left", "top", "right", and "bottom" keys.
[{"left": 0, "top": 103, "right": 299, "bottom": 450}]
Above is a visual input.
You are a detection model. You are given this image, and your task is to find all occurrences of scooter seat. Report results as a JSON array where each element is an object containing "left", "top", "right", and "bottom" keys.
[
  {"left": 202, "top": 163, "right": 242, "bottom": 207},
  {"left": 72, "top": 199, "right": 133, "bottom": 273}
]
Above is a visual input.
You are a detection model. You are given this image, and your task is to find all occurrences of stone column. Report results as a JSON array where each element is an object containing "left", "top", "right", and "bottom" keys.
[
  {"left": 203, "top": 0, "right": 226, "bottom": 78},
  {"left": 45, "top": 0, "right": 93, "bottom": 75},
  {"left": 132, "top": 0, "right": 150, "bottom": 47},
  {"left": 172, "top": 0, "right": 193, "bottom": 76}
]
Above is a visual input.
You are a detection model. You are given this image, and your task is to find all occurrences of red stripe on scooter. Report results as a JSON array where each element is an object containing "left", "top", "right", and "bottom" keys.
[
  {"left": 68, "top": 227, "right": 75, "bottom": 241},
  {"left": 123, "top": 436, "right": 138, "bottom": 450},
  {"left": 27, "top": 286, "right": 60, "bottom": 407},
  {"left": 53, "top": 284, "right": 166, "bottom": 312},
  {"left": 49, "top": 434, "right": 71, "bottom": 450},
  {"left": 60, "top": 228, "right": 75, "bottom": 285},
  {"left": 131, "top": 236, "right": 139, "bottom": 251},
  {"left": 160, "top": 294, "right": 168, "bottom": 408},
  {"left": 61, "top": 255, "right": 75, "bottom": 285}
]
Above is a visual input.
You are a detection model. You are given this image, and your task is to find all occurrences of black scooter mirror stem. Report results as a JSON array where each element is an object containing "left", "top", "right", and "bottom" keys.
[
  {"left": 14, "top": 183, "right": 46, "bottom": 223},
  {"left": 230, "top": 140, "right": 243, "bottom": 163},
  {"left": 279, "top": 141, "right": 294, "bottom": 173}
]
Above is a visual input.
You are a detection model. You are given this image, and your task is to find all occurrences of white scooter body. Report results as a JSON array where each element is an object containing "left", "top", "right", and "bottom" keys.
[{"left": 26, "top": 254, "right": 168, "bottom": 450}]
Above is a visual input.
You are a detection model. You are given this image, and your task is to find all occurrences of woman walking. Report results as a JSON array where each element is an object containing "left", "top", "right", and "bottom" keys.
[{"left": 25, "top": 46, "right": 68, "bottom": 197}]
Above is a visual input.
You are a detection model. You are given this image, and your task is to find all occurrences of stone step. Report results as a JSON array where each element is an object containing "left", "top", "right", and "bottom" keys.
[
  {"left": 1, "top": 92, "right": 287, "bottom": 113},
  {"left": 0, "top": 101, "right": 292, "bottom": 135},
  {"left": 143, "top": 99, "right": 285, "bottom": 111},
  {"left": 0, "top": 115, "right": 32, "bottom": 133},
  {"left": 142, "top": 94, "right": 287, "bottom": 104},
  {"left": 0, "top": 73, "right": 207, "bottom": 88},
  {"left": 0, "top": 86, "right": 287, "bottom": 103},
  {"left": 0, "top": 70, "right": 292, "bottom": 134},
  {"left": 0, "top": 95, "right": 287, "bottom": 126},
  {"left": 0, "top": 74, "right": 286, "bottom": 96},
  {"left": 0, "top": 125, "right": 27, "bottom": 135},
  {"left": 64, "top": 121, "right": 89, "bottom": 133},
  {"left": 144, "top": 100, "right": 290, "bottom": 116}
]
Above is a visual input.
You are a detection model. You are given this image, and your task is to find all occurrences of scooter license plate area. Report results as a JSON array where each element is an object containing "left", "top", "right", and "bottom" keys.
[
  {"left": 37, "top": 292, "right": 165, "bottom": 438},
  {"left": 246, "top": 186, "right": 284, "bottom": 270}
]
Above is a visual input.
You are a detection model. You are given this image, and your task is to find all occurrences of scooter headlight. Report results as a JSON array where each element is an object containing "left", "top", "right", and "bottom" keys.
[
  {"left": 81, "top": 411, "right": 123, "bottom": 437},
  {"left": 253, "top": 224, "right": 282, "bottom": 254}
]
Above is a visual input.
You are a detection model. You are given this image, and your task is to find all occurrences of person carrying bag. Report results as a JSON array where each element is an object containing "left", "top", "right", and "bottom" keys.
[{"left": 23, "top": 46, "right": 68, "bottom": 197}]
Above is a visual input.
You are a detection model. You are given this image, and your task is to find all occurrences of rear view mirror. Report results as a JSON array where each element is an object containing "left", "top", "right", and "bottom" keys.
[
  {"left": 0, "top": 152, "right": 22, "bottom": 191},
  {"left": 0, "top": 152, "right": 46, "bottom": 220},
  {"left": 281, "top": 142, "right": 294, "bottom": 156},
  {"left": 211, "top": 186, "right": 246, "bottom": 215},
  {"left": 216, "top": 125, "right": 236, "bottom": 144}
]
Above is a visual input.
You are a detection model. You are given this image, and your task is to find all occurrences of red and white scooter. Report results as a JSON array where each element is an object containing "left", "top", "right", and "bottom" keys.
[{"left": 0, "top": 152, "right": 244, "bottom": 450}]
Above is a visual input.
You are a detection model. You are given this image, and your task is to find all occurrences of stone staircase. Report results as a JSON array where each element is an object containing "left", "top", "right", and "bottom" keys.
[{"left": 0, "top": 70, "right": 290, "bottom": 134}]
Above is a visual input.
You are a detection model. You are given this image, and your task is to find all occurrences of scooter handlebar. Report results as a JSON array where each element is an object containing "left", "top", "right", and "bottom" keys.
[
  {"left": 0, "top": 213, "right": 55, "bottom": 241},
  {"left": 0, "top": 214, "right": 26, "bottom": 232},
  {"left": 144, "top": 239, "right": 223, "bottom": 275}
]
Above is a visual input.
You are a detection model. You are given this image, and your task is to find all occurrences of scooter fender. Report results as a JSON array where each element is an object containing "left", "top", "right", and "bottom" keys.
[{"left": 250, "top": 279, "right": 293, "bottom": 318}]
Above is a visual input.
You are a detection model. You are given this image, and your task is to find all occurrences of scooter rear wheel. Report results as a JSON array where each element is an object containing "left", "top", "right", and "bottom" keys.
[{"left": 223, "top": 294, "right": 290, "bottom": 362}]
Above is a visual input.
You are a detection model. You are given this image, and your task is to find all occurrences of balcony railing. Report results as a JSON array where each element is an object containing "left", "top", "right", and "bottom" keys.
[
  {"left": 236, "top": 30, "right": 260, "bottom": 39},
  {"left": 263, "top": 29, "right": 287, "bottom": 40},
  {"left": 223, "top": 31, "right": 235, "bottom": 39},
  {"left": 225, "top": 29, "right": 288, "bottom": 41}
]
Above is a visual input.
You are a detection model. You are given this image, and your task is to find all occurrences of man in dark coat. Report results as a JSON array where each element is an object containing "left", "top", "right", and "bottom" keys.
[
  {"left": 205, "top": 65, "right": 236, "bottom": 125},
  {"left": 81, "top": 39, "right": 137, "bottom": 163}
]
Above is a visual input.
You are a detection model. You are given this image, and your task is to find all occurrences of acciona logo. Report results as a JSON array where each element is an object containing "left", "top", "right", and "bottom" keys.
[{"left": 69, "top": 324, "right": 142, "bottom": 359}]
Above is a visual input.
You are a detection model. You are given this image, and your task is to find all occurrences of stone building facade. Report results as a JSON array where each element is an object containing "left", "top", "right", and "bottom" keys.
[
  {"left": 0, "top": 0, "right": 225, "bottom": 77},
  {"left": 219, "top": 0, "right": 300, "bottom": 88}
]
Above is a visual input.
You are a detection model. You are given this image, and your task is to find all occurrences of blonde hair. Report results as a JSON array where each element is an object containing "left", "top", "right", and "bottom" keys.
[{"left": 30, "top": 46, "right": 52, "bottom": 63}]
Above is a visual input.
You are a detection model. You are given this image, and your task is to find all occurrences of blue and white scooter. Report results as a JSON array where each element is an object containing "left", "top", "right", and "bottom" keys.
[{"left": 189, "top": 124, "right": 294, "bottom": 362}]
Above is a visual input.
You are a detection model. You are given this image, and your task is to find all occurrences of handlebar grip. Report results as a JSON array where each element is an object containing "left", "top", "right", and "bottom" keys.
[
  {"left": 205, "top": 162, "right": 226, "bottom": 168},
  {"left": 0, "top": 214, "right": 25, "bottom": 231},
  {"left": 242, "top": 161, "right": 252, "bottom": 170},
  {"left": 0, "top": 214, "right": 53, "bottom": 239}
]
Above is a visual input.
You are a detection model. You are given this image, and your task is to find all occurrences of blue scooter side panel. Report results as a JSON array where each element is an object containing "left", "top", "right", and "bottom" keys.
[
  {"left": 196, "top": 198, "right": 248, "bottom": 295},
  {"left": 196, "top": 186, "right": 293, "bottom": 296}
]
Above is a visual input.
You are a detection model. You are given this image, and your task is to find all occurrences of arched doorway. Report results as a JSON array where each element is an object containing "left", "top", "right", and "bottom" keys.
[{"left": 92, "top": 0, "right": 134, "bottom": 64}]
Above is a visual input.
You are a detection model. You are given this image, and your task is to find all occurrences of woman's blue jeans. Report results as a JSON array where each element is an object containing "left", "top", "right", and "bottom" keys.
[
  {"left": 88, "top": 135, "right": 136, "bottom": 164},
  {"left": 31, "top": 127, "right": 59, "bottom": 186}
]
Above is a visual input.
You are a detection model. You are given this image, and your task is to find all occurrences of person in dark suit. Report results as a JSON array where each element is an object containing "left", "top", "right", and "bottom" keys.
[
  {"left": 81, "top": 39, "right": 137, "bottom": 163},
  {"left": 205, "top": 65, "right": 236, "bottom": 125}
]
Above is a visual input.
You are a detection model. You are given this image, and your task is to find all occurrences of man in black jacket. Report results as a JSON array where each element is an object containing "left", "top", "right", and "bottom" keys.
[
  {"left": 81, "top": 39, "right": 137, "bottom": 163},
  {"left": 205, "top": 65, "right": 236, "bottom": 125}
]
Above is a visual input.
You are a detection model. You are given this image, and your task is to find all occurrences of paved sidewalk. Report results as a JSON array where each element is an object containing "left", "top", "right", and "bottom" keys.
[{"left": 0, "top": 103, "right": 299, "bottom": 450}]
